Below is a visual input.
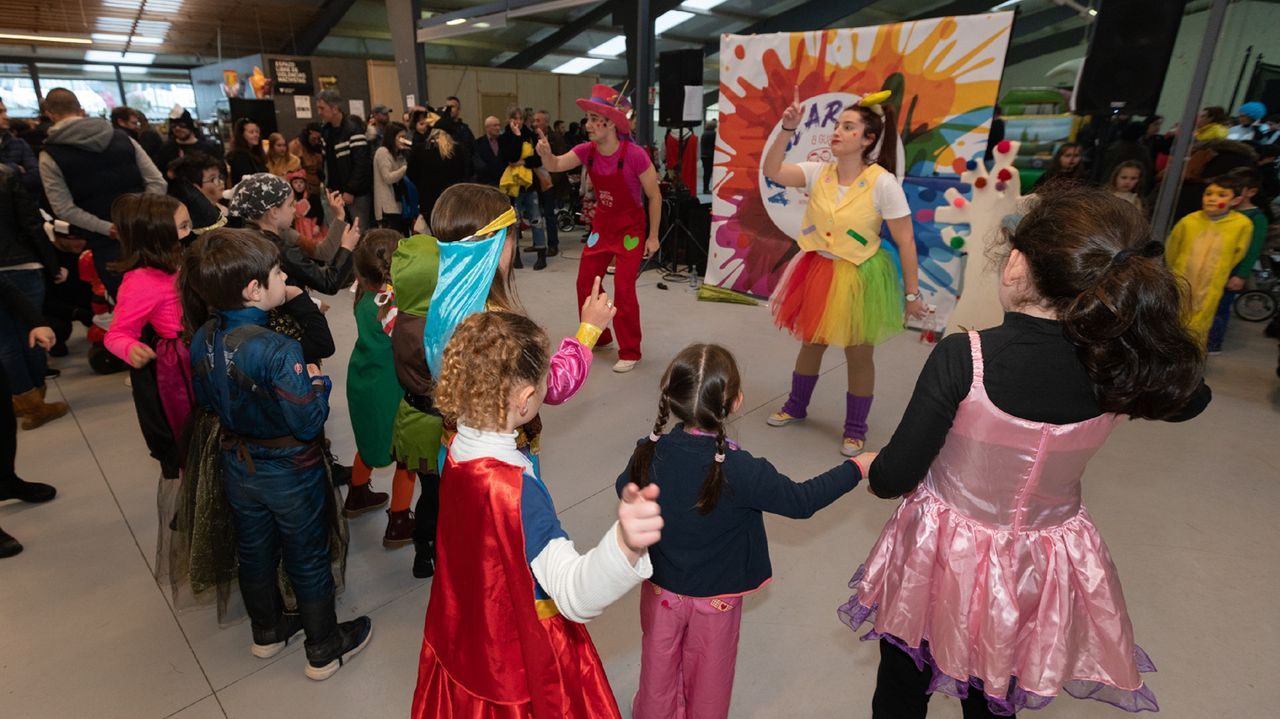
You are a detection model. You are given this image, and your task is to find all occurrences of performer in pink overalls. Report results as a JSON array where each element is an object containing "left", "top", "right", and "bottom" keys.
[{"left": 536, "top": 85, "right": 662, "bottom": 373}]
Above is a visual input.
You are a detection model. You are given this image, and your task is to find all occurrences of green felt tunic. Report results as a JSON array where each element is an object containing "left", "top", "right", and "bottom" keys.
[{"left": 346, "top": 292, "right": 403, "bottom": 467}]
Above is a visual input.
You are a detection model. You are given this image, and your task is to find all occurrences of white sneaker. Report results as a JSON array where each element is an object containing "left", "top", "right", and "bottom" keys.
[{"left": 612, "top": 359, "right": 638, "bottom": 373}]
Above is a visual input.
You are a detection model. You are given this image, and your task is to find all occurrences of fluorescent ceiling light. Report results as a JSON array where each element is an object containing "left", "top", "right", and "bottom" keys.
[
  {"left": 93, "top": 33, "right": 164, "bottom": 46},
  {"left": 552, "top": 57, "right": 604, "bottom": 75},
  {"left": 446, "top": 18, "right": 468, "bottom": 26},
  {"left": 508, "top": 0, "right": 598, "bottom": 19},
  {"left": 655, "top": 10, "right": 694, "bottom": 35},
  {"left": 118, "top": 65, "right": 148, "bottom": 74},
  {"left": 588, "top": 35, "right": 627, "bottom": 58},
  {"left": 83, "top": 65, "right": 118, "bottom": 73},
  {"left": 84, "top": 50, "right": 156, "bottom": 64},
  {"left": 418, "top": 12, "right": 506, "bottom": 41},
  {"left": 680, "top": 0, "right": 728, "bottom": 10},
  {"left": 0, "top": 32, "right": 91, "bottom": 45},
  {"left": 990, "top": 0, "right": 1024, "bottom": 9}
]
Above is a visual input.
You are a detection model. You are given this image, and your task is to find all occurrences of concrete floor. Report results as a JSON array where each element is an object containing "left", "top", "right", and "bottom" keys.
[{"left": 2, "top": 249, "right": 1277, "bottom": 718}]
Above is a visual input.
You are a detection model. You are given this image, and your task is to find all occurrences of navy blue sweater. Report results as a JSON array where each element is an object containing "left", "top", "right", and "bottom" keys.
[{"left": 615, "top": 425, "right": 861, "bottom": 598}]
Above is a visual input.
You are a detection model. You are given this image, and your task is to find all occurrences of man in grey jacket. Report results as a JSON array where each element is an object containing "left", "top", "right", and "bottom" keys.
[{"left": 38, "top": 88, "right": 166, "bottom": 295}]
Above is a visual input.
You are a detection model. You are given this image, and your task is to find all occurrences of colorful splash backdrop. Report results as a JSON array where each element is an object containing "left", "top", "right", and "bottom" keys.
[{"left": 705, "top": 12, "right": 1015, "bottom": 302}]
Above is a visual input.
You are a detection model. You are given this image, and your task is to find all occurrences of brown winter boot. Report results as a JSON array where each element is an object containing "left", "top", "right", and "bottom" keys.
[
  {"left": 383, "top": 510, "right": 415, "bottom": 549},
  {"left": 342, "top": 482, "right": 388, "bottom": 518},
  {"left": 12, "top": 388, "right": 68, "bottom": 430}
]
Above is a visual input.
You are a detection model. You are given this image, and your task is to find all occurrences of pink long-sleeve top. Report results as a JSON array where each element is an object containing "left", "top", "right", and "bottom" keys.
[
  {"left": 105, "top": 267, "right": 184, "bottom": 362},
  {"left": 544, "top": 337, "right": 592, "bottom": 406}
]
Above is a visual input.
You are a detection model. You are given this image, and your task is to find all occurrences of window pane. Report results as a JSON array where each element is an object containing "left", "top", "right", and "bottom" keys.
[
  {"left": 124, "top": 81, "right": 196, "bottom": 120},
  {"left": 36, "top": 64, "right": 122, "bottom": 117},
  {"left": 0, "top": 64, "right": 38, "bottom": 117}
]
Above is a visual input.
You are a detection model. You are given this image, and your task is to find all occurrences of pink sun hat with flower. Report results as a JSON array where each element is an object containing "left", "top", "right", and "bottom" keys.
[{"left": 576, "top": 84, "right": 634, "bottom": 135}]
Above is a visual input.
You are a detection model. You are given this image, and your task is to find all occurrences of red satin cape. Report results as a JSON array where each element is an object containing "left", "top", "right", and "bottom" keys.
[{"left": 411, "top": 454, "right": 621, "bottom": 719}]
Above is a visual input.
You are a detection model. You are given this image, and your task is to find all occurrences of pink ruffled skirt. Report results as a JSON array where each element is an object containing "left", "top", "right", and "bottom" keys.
[{"left": 839, "top": 484, "right": 1158, "bottom": 715}]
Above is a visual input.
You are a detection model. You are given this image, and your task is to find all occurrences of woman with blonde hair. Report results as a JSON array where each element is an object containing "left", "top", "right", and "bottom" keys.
[
  {"left": 409, "top": 116, "right": 469, "bottom": 231},
  {"left": 265, "top": 132, "right": 301, "bottom": 178}
]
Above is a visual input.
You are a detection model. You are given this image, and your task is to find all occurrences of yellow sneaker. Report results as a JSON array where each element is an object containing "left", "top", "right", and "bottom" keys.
[
  {"left": 766, "top": 410, "right": 804, "bottom": 427},
  {"left": 841, "top": 437, "right": 865, "bottom": 457}
]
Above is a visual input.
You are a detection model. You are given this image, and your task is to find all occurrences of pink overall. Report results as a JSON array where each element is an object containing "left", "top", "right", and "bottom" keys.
[
  {"left": 576, "top": 143, "right": 648, "bottom": 361},
  {"left": 632, "top": 581, "right": 746, "bottom": 719},
  {"left": 840, "top": 332, "right": 1158, "bottom": 714}
]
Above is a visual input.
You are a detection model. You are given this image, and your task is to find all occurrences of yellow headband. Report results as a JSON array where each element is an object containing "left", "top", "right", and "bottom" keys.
[
  {"left": 859, "top": 90, "right": 892, "bottom": 116},
  {"left": 473, "top": 208, "right": 517, "bottom": 239}
]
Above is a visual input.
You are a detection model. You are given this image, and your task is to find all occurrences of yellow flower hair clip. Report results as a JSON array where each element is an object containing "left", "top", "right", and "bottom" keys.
[{"left": 859, "top": 90, "right": 892, "bottom": 116}]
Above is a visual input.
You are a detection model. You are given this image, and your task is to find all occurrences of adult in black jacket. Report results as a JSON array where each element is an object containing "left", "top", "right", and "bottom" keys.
[
  {"left": 37, "top": 88, "right": 166, "bottom": 295},
  {"left": 315, "top": 90, "right": 373, "bottom": 232},
  {"left": 156, "top": 108, "right": 223, "bottom": 175},
  {"left": 408, "top": 119, "right": 470, "bottom": 229},
  {"left": 0, "top": 99, "right": 41, "bottom": 197},
  {"left": 0, "top": 274, "right": 58, "bottom": 557},
  {"left": 499, "top": 108, "right": 549, "bottom": 268},
  {"left": 472, "top": 115, "right": 504, "bottom": 187},
  {"left": 226, "top": 118, "right": 268, "bottom": 185}
]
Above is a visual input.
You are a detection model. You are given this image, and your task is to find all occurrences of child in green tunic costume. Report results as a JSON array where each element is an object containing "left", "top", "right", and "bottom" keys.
[
  {"left": 346, "top": 229, "right": 421, "bottom": 547},
  {"left": 388, "top": 232, "right": 444, "bottom": 578}
]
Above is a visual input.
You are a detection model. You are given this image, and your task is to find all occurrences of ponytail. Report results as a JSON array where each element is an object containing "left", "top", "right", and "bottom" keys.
[
  {"left": 1006, "top": 186, "right": 1203, "bottom": 419},
  {"left": 694, "top": 422, "right": 729, "bottom": 514},
  {"left": 845, "top": 103, "right": 898, "bottom": 177}
]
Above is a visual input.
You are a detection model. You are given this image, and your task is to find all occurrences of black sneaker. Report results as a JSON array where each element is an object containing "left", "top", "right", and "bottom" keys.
[
  {"left": 305, "top": 617, "right": 372, "bottom": 681},
  {"left": 547, "top": 246, "right": 560, "bottom": 257},
  {"left": 44, "top": 367, "right": 61, "bottom": 379}
]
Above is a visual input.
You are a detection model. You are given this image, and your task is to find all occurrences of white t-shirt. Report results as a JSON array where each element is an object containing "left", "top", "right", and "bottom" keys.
[{"left": 796, "top": 162, "right": 911, "bottom": 220}]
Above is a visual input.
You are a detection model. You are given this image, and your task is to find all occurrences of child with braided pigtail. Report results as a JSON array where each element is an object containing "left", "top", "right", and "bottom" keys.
[{"left": 616, "top": 343, "right": 871, "bottom": 719}]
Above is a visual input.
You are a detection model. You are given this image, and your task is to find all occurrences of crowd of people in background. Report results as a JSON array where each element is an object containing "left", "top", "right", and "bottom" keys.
[{"left": 1027, "top": 102, "right": 1280, "bottom": 357}]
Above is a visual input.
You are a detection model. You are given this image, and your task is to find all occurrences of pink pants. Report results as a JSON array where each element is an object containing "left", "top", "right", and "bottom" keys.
[{"left": 632, "top": 581, "right": 744, "bottom": 719}]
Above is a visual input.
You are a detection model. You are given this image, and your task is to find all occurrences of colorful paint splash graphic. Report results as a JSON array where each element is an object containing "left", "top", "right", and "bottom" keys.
[{"left": 707, "top": 13, "right": 1013, "bottom": 298}]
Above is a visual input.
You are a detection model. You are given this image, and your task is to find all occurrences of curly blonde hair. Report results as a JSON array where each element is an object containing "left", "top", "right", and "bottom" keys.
[{"left": 435, "top": 311, "right": 550, "bottom": 429}]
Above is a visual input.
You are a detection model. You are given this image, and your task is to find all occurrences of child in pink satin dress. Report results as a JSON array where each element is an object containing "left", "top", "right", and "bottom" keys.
[
  {"left": 842, "top": 187, "right": 1211, "bottom": 718},
  {"left": 104, "top": 193, "right": 195, "bottom": 478}
]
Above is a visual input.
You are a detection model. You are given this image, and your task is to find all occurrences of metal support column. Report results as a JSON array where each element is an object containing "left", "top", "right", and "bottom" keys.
[
  {"left": 635, "top": 0, "right": 653, "bottom": 146},
  {"left": 1151, "top": 0, "right": 1230, "bottom": 241},
  {"left": 389, "top": 0, "right": 428, "bottom": 112}
]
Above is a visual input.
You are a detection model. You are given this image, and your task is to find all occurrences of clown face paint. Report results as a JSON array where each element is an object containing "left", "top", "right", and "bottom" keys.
[{"left": 1202, "top": 183, "right": 1240, "bottom": 217}]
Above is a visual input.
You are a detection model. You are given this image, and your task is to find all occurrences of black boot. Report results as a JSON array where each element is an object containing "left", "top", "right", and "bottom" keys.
[
  {"left": 0, "top": 477, "right": 56, "bottom": 503},
  {"left": 513, "top": 249, "right": 524, "bottom": 269},
  {"left": 0, "top": 526, "right": 22, "bottom": 558},
  {"left": 323, "top": 440, "right": 351, "bottom": 487},
  {"left": 299, "top": 598, "right": 372, "bottom": 681},
  {"left": 241, "top": 582, "right": 303, "bottom": 659},
  {"left": 412, "top": 472, "right": 440, "bottom": 579},
  {"left": 533, "top": 248, "right": 547, "bottom": 271}
]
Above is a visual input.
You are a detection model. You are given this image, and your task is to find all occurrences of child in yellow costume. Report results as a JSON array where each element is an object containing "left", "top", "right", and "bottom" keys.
[{"left": 1166, "top": 173, "right": 1254, "bottom": 346}]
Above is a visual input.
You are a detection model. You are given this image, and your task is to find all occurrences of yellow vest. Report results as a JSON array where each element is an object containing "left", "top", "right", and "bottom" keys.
[{"left": 799, "top": 163, "right": 888, "bottom": 265}]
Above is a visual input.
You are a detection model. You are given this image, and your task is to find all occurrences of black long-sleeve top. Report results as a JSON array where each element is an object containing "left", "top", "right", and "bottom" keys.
[
  {"left": 616, "top": 426, "right": 861, "bottom": 597},
  {"left": 257, "top": 227, "right": 353, "bottom": 297},
  {"left": 869, "top": 313, "right": 1212, "bottom": 499}
]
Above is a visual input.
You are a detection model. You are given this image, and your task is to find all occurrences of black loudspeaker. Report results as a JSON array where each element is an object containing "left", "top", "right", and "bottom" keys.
[
  {"left": 1075, "top": 0, "right": 1188, "bottom": 116},
  {"left": 228, "top": 98, "right": 278, "bottom": 136},
  {"left": 659, "top": 49, "right": 703, "bottom": 129}
]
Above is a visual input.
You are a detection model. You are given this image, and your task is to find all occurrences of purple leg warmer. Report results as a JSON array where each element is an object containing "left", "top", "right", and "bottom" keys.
[
  {"left": 844, "top": 394, "right": 874, "bottom": 440},
  {"left": 780, "top": 373, "right": 819, "bottom": 418}
]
